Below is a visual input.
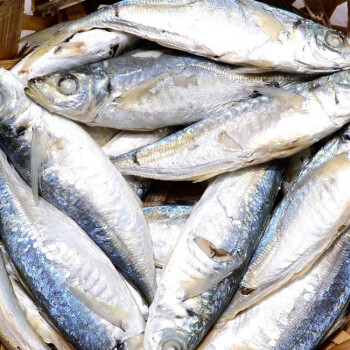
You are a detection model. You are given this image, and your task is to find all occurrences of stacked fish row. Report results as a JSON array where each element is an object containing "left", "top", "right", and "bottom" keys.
[{"left": 1, "top": 0, "right": 350, "bottom": 349}]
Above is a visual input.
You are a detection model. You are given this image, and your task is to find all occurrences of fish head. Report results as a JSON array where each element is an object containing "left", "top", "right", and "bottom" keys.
[
  {"left": 26, "top": 67, "right": 110, "bottom": 123},
  {"left": 294, "top": 21, "right": 350, "bottom": 72},
  {"left": 0, "top": 69, "right": 29, "bottom": 121},
  {"left": 145, "top": 322, "right": 191, "bottom": 350}
]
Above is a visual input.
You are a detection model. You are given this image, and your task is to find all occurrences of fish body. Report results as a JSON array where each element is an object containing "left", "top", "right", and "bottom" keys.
[
  {"left": 13, "top": 28, "right": 138, "bottom": 82},
  {"left": 222, "top": 137, "right": 350, "bottom": 321},
  {"left": 110, "top": 0, "right": 350, "bottom": 73},
  {"left": 82, "top": 125, "right": 117, "bottom": 146},
  {"left": 112, "top": 71, "right": 350, "bottom": 181},
  {"left": 144, "top": 162, "right": 282, "bottom": 350},
  {"left": 0, "top": 69, "right": 156, "bottom": 304},
  {"left": 144, "top": 205, "right": 193, "bottom": 267},
  {"left": 0, "top": 244, "right": 49, "bottom": 350},
  {"left": 0, "top": 150, "right": 145, "bottom": 350},
  {"left": 26, "top": 49, "right": 303, "bottom": 130},
  {"left": 201, "top": 229, "right": 350, "bottom": 350}
]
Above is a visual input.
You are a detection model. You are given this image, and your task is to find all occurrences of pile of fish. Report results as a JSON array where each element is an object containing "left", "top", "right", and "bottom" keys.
[{"left": 1, "top": 0, "right": 350, "bottom": 349}]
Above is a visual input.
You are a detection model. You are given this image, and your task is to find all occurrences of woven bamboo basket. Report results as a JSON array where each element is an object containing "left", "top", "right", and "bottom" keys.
[{"left": 0, "top": 0, "right": 350, "bottom": 349}]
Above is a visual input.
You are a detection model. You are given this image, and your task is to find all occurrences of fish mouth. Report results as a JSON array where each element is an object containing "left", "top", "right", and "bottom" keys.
[{"left": 25, "top": 82, "right": 51, "bottom": 108}]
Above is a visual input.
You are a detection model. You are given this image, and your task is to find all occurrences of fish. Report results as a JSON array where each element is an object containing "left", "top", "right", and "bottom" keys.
[
  {"left": 218, "top": 133, "right": 350, "bottom": 322},
  {"left": 108, "top": 0, "right": 350, "bottom": 73},
  {"left": 0, "top": 149, "right": 145, "bottom": 350},
  {"left": 0, "top": 243, "right": 50, "bottom": 350},
  {"left": 0, "top": 68, "right": 156, "bottom": 304},
  {"left": 12, "top": 6, "right": 139, "bottom": 82},
  {"left": 112, "top": 70, "right": 350, "bottom": 181},
  {"left": 143, "top": 162, "right": 283, "bottom": 350},
  {"left": 26, "top": 49, "right": 304, "bottom": 130},
  {"left": 200, "top": 228, "right": 350, "bottom": 350},
  {"left": 143, "top": 205, "right": 193, "bottom": 267}
]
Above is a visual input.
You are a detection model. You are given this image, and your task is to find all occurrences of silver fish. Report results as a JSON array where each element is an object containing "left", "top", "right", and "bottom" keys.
[
  {"left": 109, "top": 0, "right": 350, "bottom": 73},
  {"left": 143, "top": 205, "right": 193, "bottom": 267},
  {"left": 144, "top": 162, "right": 282, "bottom": 350},
  {"left": 0, "top": 244, "right": 49, "bottom": 350},
  {"left": 12, "top": 11, "right": 139, "bottom": 82},
  {"left": 0, "top": 149, "right": 145, "bottom": 350},
  {"left": 221, "top": 136, "right": 350, "bottom": 321},
  {"left": 26, "top": 49, "right": 303, "bottom": 130},
  {"left": 0, "top": 68, "right": 156, "bottom": 304},
  {"left": 112, "top": 71, "right": 350, "bottom": 181},
  {"left": 200, "top": 228, "right": 350, "bottom": 350}
]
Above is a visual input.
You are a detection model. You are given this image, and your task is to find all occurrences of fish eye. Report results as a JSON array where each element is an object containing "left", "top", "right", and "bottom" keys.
[
  {"left": 161, "top": 339, "right": 183, "bottom": 350},
  {"left": 57, "top": 75, "right": 78, "bottom": 95},
  {"left": 325, "top": 31, "right": 345, "bottom": 48}
]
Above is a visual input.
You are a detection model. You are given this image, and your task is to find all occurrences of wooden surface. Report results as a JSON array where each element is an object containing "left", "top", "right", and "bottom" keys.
[{"left": 1, "top": 0, "right": 350, "bottom": 349}]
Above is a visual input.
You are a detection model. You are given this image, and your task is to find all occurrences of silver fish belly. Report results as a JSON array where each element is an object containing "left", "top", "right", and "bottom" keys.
[
  {"left": 26, "top": 49, "right": 304, "bottom": 130},
  {"left": 0, "top": 68, "right": 156, "bottom": 304},
  {"left": 200, "top": 228, "right": 350, "bottom": 350},
  {"left": 143, "top": 162, "right": 282, "bottom": 350},
  {"left": 112, "top": 70, "right": 350, "bottom": 181}
]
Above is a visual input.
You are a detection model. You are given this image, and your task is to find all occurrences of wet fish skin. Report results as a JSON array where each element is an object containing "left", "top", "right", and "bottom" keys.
[
  {"left": 82, "top": 125, "right": 117, "bottom": 147},
  {"left": 111, "top": 0, "right": 350, "bottom": 73},
  {"left": 0, "top": 243, "right": 75, "bottom": 350},
  {"left": 26, "top": 49, "right": 304, "bottom": 130},
  {"left": 143, "top": 205, "right": 193, "bottom": 267},
  {"left": 200, "top": 229, "right": 350, "bottom": 350},
  {"left": 144, "top": 162, "right": 282, "bottom": 350},
  {"left": 0, "top": 150, "right": 145, "bottom": 350},
  {"left": 113, "top": 70, "right": 350, "bottom": 181},
  {"left": 0, "top": 244, "right": 49, "bottom": 350},
  {"left": 221, "top": 144, "right": 350, "bottom": 322},
  {"left": 0, "top": 68, "right": 156, "bottom": 305}
]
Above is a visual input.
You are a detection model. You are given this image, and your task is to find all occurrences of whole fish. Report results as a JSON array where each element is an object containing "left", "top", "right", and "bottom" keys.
[
  {"left": 200, "top": 228, "right": 350, "bottom": 350},
  {"left": 112, "top": 70, "right": 350, "bottom": 181},
  {"left": 13, "top": 21, "right": 139, "bottom": 82},
  {"left": 0, "top": 69, "right": 156, "bottom": 304},
  {"left": 143, "top": 205, "right": 193, "bottom": 267},
  {"left": 0, "top": 150, "right": 145, "bottom": 350},
  {"left": 26, "top": 49, "right": 304, "bottom": 130},
  {"left": 220, "top": 135, "right": 350, "bottom": 322},
  {"left": 0, "top": 244, "right": 49, "bottom": 350},
  {"left": 109, "top": 0, "right": 350, "bottom": 73},
  {"left": 144, "top": 162, "right": 282, "bottom": 350}
]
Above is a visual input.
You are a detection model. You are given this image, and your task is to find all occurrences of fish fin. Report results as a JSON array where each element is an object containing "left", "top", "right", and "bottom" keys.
[
  {"left": 53, "top": 41, "right": 86, "bottom": 58},
  {"left": 68, "top": 285, "right": 127, "bottom": 328},
  {"left": 19, "top": 21, "right": 70, "bottom": 48},
  {"left": 187, "top": 171, "right": 222, "bottom": 182},
  {"left": 116, "top": 71, "right": 172, "bottom": 109},
  {"left": 254, "top": 86, "right": 304, "bottom": 107},
  {"left": 31, "top": 123, "right": 48, "bottom": 205},
  {"left": 238, "top": 0, "right": 285, "bottom": 41}
]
